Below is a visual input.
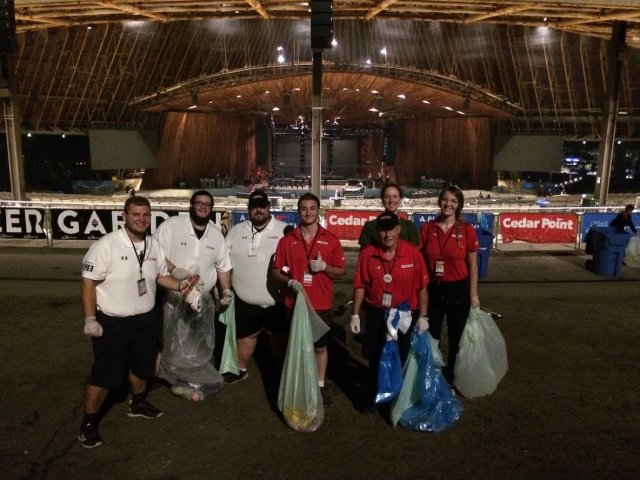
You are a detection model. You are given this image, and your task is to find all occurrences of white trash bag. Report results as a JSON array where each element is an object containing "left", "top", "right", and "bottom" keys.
[
  {"left": 454, "top": 307, "right": 508, "bottom": 398},
  {"left": 624, "top": 234, "right": 640, "bottom": 268}
]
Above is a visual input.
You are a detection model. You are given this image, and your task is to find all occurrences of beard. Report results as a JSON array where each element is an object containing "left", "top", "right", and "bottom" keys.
[
  {"left": 189, "top": 208, "right": 211, "bottom": 226},
  {"left": 250, "top": 211, "right": 270, "bottom": 228}
]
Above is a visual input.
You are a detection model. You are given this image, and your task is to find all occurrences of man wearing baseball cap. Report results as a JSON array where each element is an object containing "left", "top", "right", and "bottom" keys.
[
  {"left": 224, "top": 189, "right": 289, "bottom": 384},
  {"left": 351, "top": 211, "right": 429, "bottom": 413}
]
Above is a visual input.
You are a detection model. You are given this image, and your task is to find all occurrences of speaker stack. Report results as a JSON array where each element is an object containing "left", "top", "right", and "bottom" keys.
[
  {"left": 0, "top": 0, "right": 16, "bottom": 54},
  {"left": 311, "top": 0, "right": 333, "bottom": 50}
]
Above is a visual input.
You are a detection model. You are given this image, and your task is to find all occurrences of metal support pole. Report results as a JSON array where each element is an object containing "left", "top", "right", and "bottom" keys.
[
  {"left": 311, "top": 50, "right": 323, "bottom": 198},
  {"left": 1, "top": 53, "right": 25, "bottom": 201},
  {"left": 595, "top": 21, "right": 627, "bottom": 206}
]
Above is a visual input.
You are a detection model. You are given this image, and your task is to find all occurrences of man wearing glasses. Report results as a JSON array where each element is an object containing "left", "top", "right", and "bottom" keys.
[{"left": 153, "top": 190, "right": 232, "bottom": 400}]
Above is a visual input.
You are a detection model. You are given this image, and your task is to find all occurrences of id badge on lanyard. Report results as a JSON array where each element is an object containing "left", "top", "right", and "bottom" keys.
[
  {"left": 137, "top": 277, "right": 148, "bottom": 296},
  {"left": 303, "top": 271, "right": 313, "bottom": 286},
  {"left": 382, "top": 291, "right": 392, "bottom": 307},
  {"left": 132, "top": 237, "right": 148, "bottom": 297},
  {"left": 434, "top": 258, "right": 445, "bottom": 277},
  {"left": 434, "top": 225, "right": 453, "bottom": 279}
]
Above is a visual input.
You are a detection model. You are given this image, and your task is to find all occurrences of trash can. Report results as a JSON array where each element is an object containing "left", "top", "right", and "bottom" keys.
[
  {"left": 333, "top": 198, "right": 342, "bottom": 207},
  {"left": 588, "top": 227, "right": 632, "bottom": 277},
  {"left": 476, "top": 229, "right": 494, "bottom": 280}
]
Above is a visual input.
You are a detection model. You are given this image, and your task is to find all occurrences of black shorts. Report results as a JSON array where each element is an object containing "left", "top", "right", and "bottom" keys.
[
  {"left": 235, "top": 296, "right": 286, "bottom": 338},
  {"left": 88, "top": 310, "right": 160, "bottom": 389},
  {"left": 284, "top": 307, "right": 333, "bottom": 349}
]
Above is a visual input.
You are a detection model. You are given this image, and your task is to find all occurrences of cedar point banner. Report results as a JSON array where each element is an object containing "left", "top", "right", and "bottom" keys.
[
  {"left": 500, "top": 213, "right": 578, "bottom": 243},
  {"left": 324, "top": 210, "right": 410, "bottom": 241}
]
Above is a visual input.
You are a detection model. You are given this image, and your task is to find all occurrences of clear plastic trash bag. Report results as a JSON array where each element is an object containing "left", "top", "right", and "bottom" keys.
[
  {"left": 624, "top": 234, "right": 640, "bottom": 268},
  {"left": 391, "top": 329, "right": 463, "bottom": 432},
  {"left": 218, "top": 296, "right": 238, "bottom": 375},
  {"left": 454, "top": 307, "right": 508, "bottom": 398},
  {"left": 170, "top": 381, "right": 220, "bottom": 401},
  {"left": 307, "top": 296, "right": 331, "bottom": 343},
  {"left": 277, "top": 290, "right": 328, "bottom": 432},
  {"left": 160, "top": 291, "right": 223, "bottom": 398}
]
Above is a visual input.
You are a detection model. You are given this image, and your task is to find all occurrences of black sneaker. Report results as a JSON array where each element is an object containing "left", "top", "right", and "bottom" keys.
[
  {"left": 320, "top": 386, "right": 333, "bottom": 408},
  {"left": 223, "top": 369, "right": 248, "bottom": 385},
  {"left": 127, "top": 397, "right": 163, "bottom": 419},
  {"left": 78, "top": 423, "right": 103, "bottom": 448}
]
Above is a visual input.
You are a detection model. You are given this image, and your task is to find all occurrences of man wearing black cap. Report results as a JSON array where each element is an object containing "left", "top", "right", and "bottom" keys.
[
  {"left": 224, "top": 190, "right": 289, "bottom": 384},
  {"left": 351, "top": 211, "right": 429, "bottom": 413}
]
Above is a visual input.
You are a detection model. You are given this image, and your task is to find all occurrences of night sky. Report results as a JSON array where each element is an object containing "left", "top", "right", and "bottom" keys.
[{"left": 1, "top": 134, "right": 93, "bottom": 192}]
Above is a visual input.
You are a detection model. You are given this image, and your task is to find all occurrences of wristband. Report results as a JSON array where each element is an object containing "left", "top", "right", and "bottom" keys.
[{"left": 84, "top": 316, "right": 97, "bottom": 323}]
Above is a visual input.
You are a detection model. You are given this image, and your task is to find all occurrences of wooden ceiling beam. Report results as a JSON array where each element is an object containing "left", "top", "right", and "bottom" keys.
[
  {"left": 556, "top": 10, "right": 640, "bottom": 27},
  {"left": 365, "top": 0, "right": 400, "bottom": 21},
  {"left": 98, "top": 1, "right": 171, "bottom": 23},
  {"left": 15, "top": 12, "right": 73, "bottom": 27},
  {"left": 244, "top": 0, "right": 270, "bottom": 19},
  {"left": 463, "top": 4, "right": 537, "bottom": 24}
]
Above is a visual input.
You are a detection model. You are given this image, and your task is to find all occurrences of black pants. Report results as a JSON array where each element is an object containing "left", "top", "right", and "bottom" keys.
[
  {"left": 362, "top": 305, "right": 416, "bottom": 406},
  {"left": 427, "top": 280, "right": 471, "bottom": 383}
]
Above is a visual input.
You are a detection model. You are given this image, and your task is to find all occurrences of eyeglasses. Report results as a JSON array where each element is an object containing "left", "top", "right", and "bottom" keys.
[{"left": 193, "top": 201, "right": 213, "bottom": 209}]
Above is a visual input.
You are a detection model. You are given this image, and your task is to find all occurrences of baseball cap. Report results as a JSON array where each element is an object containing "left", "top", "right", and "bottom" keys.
[
  {"left": 248, "top": 190, "right": 270, "bottom": 208},
  {"left": 375, "top": 211, "right": 400, "bottom": 231}
]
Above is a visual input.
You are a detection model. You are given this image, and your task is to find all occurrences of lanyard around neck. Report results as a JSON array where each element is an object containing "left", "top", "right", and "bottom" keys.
[
  {"left": 301, "top": 226, "right": 320, "bottom": 262},
  {"left": 129, "top": 234, "right": 147, "bottom": 273},
  {"left": 435, "top": 222, "right": 456, "bottom": 255},
  {"left": 251, "top": 216, "right": 271, "bottom": 240},
  {"left": 379, "top": 248, "right": 397, "bottom": 278}
]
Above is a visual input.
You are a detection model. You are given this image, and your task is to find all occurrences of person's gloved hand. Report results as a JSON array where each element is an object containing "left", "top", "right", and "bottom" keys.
[
  {"left": 308, "top": 252, "right": 326, "bottom": 273},
  {"left": 349, "top": 314, "right": 361, "bottom": 334},
  {"left": 417, "top": 315, "right": 429, "bottom": 334},
  {"left": 179, "top": 274, "right": 200, "bottom": 297},
  {"left": 220, "top": 288, "right": 234, "bottom": 306},
  {"left": 84, "top": 317, "right": 103, "bottom": 337},
  {"left": 179, "top": 279, "right": 191, "bottom": 296},
  {"left": 171, "top": 267, "right": 190, "bottom": 281},
  {"left": 386, "top": 324, "right": 398, "bottom": 342},
  {"left": 185, "top": 285, "right": 202, "bottom": 312},
  {"left": 288, "top": 279, "right": 303, "bottom": 292},
  {"left": 471, "top": 295, "right": 481, "bottom": 308}
]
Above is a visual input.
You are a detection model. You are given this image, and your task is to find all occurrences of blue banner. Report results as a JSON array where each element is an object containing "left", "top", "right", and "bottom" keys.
[
  {"left": 582, "top": 212, "right": 640, "bottom": 238},
  {"left": 232, "top": 211, "right": 300, "bottom": 227},
  {"left": 412, "top": 212, "right": 494, "bottom": 233}
]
